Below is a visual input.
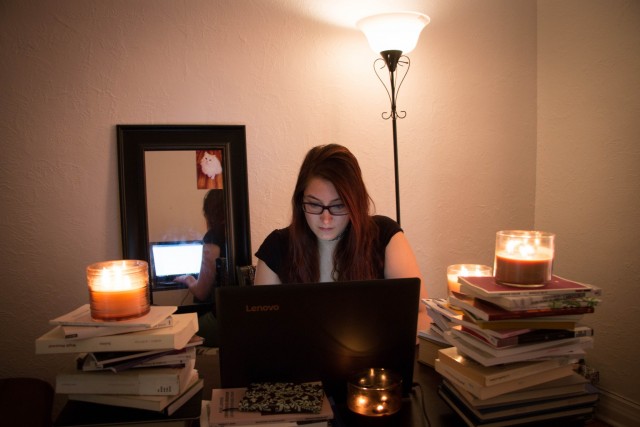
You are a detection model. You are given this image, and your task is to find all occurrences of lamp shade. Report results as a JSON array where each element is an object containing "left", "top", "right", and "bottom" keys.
[{"left": 357, "top": 12, "right": 430, "bottom": 54}]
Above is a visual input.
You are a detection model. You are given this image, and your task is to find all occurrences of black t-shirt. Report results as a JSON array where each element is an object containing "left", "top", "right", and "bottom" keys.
[{"left": 255, "top": 215, "right": 402, "bottom": 281}]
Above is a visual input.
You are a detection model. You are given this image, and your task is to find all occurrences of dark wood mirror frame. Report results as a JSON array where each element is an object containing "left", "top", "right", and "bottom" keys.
[{"left": 117, "top": 124, "right": 252, "bottom": 307}]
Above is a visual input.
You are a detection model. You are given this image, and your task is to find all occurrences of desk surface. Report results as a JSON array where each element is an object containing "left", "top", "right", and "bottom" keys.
[{"left": 195, "top": 347, "right": 465, "bottom": 427}]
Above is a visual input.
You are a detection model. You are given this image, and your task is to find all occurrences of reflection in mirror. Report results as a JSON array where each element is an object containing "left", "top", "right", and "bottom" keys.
[{"left": 117, "top": 125, "right": 251, "bottom": 316}]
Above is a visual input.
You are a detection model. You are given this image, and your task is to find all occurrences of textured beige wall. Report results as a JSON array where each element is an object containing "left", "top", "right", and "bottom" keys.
[
  {"left": 5, "top": 0, "right": 636, "bottom": 419},
  {"left": 537, "top": 0, "right": 640, "bottom": 413}
]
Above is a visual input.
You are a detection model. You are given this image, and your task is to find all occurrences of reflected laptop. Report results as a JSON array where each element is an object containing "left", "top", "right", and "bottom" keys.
[
  {"left": 216, "top": 278, "right": 420, "bottom": 402},
  {"left": 149, "top": 241, "right": 203, "bottom": 290}
]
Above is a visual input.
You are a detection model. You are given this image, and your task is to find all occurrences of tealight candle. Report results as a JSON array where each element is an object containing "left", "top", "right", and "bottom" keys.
[
  {"left": 87, "top": 260, "right": 150, "bottom": 321},
  {"left": 347, "top": 368, "right": 402, "bottom": 417},
  {"left": 494, "top": 230, "right": 555, "bottom": 287},
  {"left": 447, "top": 264, "right": 493, "bottom": 295}
]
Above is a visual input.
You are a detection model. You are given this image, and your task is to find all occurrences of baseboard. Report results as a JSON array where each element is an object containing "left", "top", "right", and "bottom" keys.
[{"left": 595, "top": 387, "right": 640, "bottom": 427}]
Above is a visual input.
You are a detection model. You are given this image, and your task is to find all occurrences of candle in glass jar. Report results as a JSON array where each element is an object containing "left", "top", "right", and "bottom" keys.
[
  {"left": 347, "top": 368, "right": 402, "bottom": 417},
  {"left": 494, "top": 230, "right": 555, "bottom": 286},
  {"left": 447, "top": 264, "right": 492, "bottom": 295},
  {"left": 87, "top": 260, "right": 150, "bottom": 321}
]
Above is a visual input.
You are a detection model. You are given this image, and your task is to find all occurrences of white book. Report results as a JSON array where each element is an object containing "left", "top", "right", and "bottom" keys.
[
  {"left": 36, "top": 312, "right": 198, "bottom": 354},
  {"left": 444, "top": 331, "right": 590, "bottom": 366},
  {"left": 50, "top": 304, "right": 177, "bottom": 327},
  {"left": 56, "top": 360, "right": 196, "bottom": 395},
  {"left": 435, "top": 359, "right": 575, "bottom": 400},
  {"left": 69, "top": 372, "right": 202, "bottom": 415},
  {"left": 62, "top": 315, "right": 174, "bottom": 340},
  {"left": 448, "top": 327, "right": 593, "bottom": 357}
]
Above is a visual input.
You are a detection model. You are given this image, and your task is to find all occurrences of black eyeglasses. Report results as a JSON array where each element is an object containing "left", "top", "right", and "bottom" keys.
[{"left": 302, "top": 202, "right": 349, "bottom": 216}]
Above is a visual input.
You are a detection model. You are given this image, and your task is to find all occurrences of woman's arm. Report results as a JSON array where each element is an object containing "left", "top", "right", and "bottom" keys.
[
  {"left": 384, "top": 232, "right": 429, "bottom": 333},
  {"left": 253, "top": 259, "right": 282, "bottom": 285},
  {"left": 176, "top": 243, "right": 221, "bottom": 301}
]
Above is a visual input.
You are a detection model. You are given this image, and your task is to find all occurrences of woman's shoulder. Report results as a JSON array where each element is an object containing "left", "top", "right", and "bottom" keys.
[
  {"left": 257, "top": 226, "right": 291, "bottom": 252},
  {"left": 372, "top": 215, "right": 402, "bottom": 231}
]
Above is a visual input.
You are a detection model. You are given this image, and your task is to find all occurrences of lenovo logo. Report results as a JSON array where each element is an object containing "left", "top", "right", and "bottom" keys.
[{"left": 245, "top": 304, "right": 280, "bottom": 312}]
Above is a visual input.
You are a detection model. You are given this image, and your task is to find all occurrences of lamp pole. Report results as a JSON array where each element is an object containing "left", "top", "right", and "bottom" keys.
[{"left": 376, "top": 50, "right": 408, "bottom": 226}]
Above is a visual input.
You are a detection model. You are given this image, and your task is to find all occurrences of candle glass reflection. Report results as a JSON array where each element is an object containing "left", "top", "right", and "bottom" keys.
[
  {"left": 347, "top": 368, "right": 402, "bottom": 417},
  {"left": 87, "top": 260, "right": 150, "bottom": 321},
  {"left": 494, "top": 230, "right": 555, "bottom": 287}
]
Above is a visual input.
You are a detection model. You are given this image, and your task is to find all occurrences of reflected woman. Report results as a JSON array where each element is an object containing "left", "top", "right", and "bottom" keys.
[{"left": 175, "top": 189, "right": 226, "bottom": 345}]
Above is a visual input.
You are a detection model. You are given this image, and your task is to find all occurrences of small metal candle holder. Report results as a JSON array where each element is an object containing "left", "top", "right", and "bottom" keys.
[
  {"left": 87, "top": 260, "right": 150, "bottom": 321},
  {"left": 347, "top": 368, "right": 402, "bottom": 417},
  {"left": 494, "top": 230, "right": 555, "bottom": 287}
]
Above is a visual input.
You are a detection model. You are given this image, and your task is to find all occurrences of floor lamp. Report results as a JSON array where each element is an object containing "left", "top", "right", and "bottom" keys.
[{"left": 357, "top": 12, "right": 430, "bottom": 226}]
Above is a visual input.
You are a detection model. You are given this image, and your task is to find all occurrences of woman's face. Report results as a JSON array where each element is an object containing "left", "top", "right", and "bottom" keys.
[{"left": 302, "top": 177, "right": 351, "bottom": 241}]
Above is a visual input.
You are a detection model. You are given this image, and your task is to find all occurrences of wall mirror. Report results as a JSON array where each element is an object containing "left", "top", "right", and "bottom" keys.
[{"left": 117, "top": 125, "right": 252, "bottom": 313}]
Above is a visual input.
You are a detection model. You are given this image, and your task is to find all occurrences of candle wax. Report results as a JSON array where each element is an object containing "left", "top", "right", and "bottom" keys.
[{"left": 495, "top": 255, "right": 552, "bottom": 285}]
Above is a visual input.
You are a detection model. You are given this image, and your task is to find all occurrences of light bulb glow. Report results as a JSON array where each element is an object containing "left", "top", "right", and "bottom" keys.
[{"left": 357, "top": 12, "right": 430, "bottom": 54}]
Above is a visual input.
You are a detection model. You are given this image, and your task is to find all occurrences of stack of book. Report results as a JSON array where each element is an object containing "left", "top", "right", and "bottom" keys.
[
  {"left": 35, "top": 304, "right": 204, "bottom": 426},
  {"left": 424, "top": 275, "right": 601, "bottom": 426}
]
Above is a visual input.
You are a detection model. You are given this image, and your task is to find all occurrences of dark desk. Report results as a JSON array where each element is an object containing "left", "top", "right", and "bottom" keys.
[{"left": 195, "top": 348, "right": 464, "bottom": 427}]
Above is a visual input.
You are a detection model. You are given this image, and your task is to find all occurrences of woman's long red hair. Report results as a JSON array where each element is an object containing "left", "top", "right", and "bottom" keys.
[{"left": 283, "top": 144, "right": 382, "bottom": 283}]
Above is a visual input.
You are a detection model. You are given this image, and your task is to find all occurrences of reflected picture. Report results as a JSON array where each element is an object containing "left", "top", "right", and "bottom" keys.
[{"left": 197, "top": 150, "right": 223, "bottom": 189}]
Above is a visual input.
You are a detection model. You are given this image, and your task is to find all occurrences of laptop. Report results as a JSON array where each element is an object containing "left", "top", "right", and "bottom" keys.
[
  {"left": 216, "top": 278, "right": 420, "bottom": 402},
  {"left": 149, "top": 241, "right": 203, "bottom": 289}
]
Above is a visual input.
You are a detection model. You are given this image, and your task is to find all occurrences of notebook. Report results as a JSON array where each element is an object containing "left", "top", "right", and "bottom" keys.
[
  {"left": 216, "top": 278, "right": 421, "bottom": 402},
  {"left": 149, "top": 241, "right": 203, "bottom": 289}
]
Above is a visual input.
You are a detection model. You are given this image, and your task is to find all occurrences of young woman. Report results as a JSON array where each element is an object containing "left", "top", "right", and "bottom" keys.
[{"left": 254, "top": 144, "right": 428, "bottom": 331}]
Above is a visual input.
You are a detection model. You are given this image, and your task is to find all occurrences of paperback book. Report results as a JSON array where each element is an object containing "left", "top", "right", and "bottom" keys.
[
  {"left": 443, "top": 331, "right": 591, "bottom": 366},
  {"left": 423, "top": 299, "right": 533, "bottom": 339},
  {"left": 449, "top": 372, "right": 590, "bottom": 409},
  {"left": 209, "top": 383, "right": 334, "bottom": 427},
  {"left": 436, "top": 346, "right": 573, "bottom": 387},
  {"left": 36, "top": 312, "right": 198, "bottom": 354},
  {"left": 62, "top": 316, "right": 174, "bottom": 340},
  {"left": 447, "top": 327, "right": 593, "bottom": 358},
  {"left": 50, "top": 304, "right": 177, "bottom": 328},
  {"left": 78, "top": 344, "right": 198, "bottom": 373},
  {"left": 449, "top": 292, "right": 596, "bottom": 321},
  {"left": 435, "top": 359, "right": 575, "bottom": 400},
  {"left": 68, "top": 373, "right": 203, "bottom": 415},
  {"left": 56, "top": 359, "right": 196, "bottom": 395},
  {"left": 455, "top": 325, "right": 593, "bottom": 348}
]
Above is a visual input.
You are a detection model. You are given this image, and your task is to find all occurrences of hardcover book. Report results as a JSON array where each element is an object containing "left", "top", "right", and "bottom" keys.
[
  {"left": 36, "top": 313, "right": 198, "bottom": 354},
  {"left": 458, "top": 275, "right": 598, "bottom": 298},
  {"left": 440, "top": 379, "right": 598, "bottom": 422},
  {"left": 438, "top": 380, "right": 596, "bottom": 427}
]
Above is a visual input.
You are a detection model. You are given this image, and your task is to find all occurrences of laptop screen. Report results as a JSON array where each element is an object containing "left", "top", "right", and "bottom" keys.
[
  {"left": 149, "top": 241, "right": 203, "bottom": 287},
  {"left": 216, "top": 278, "right": 420, "bottom": 402}
]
